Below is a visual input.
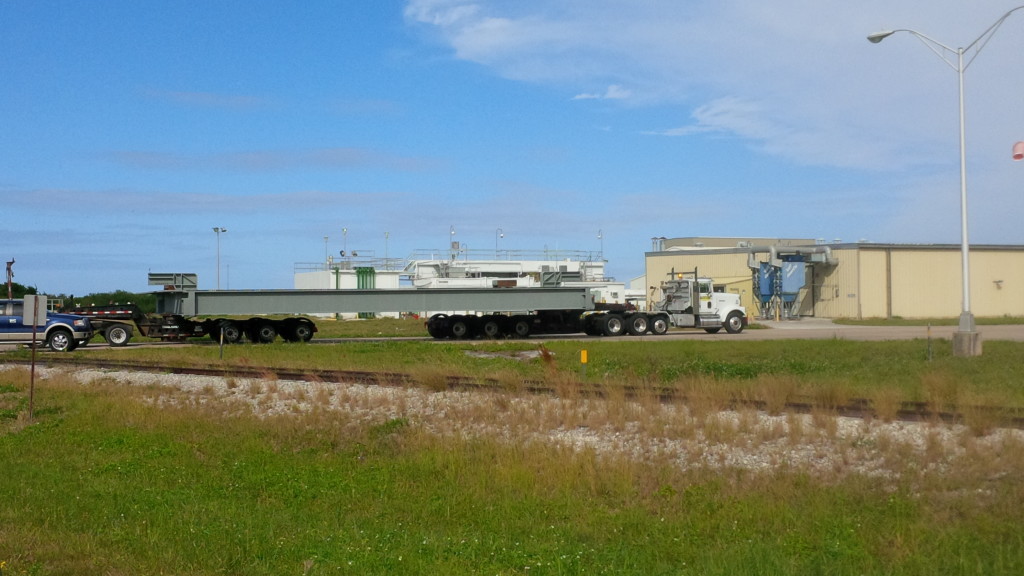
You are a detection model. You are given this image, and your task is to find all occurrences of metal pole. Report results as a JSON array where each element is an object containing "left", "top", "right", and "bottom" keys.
[{"left": 956, "top": 47, "right": 974, "bottom": 332}]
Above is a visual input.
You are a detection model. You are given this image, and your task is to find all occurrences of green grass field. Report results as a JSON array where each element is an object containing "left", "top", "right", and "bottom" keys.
[{"left": 2, "top": 328, "right": 1024, "bottom": 574}]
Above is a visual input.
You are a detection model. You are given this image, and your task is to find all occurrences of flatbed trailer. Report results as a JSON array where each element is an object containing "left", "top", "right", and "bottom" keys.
[
  {"left": 149, "top": 274, "right": 744, "bottom": 340},
  {"left": 65, "top": 302, "right": 318, "bottom": 346}
]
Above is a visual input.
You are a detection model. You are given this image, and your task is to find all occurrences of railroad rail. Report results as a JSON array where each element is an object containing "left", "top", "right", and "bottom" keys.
[{"left": 8, "top": 357, "right": 1024, "bottom": 429}]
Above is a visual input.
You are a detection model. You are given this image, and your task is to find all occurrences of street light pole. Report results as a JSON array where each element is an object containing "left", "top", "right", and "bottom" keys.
[
  {"left": 212, "top": 227, "right": 227, "bottom": 290},
  {"left": 868, "top": 5, "right": 1024, "bottom": 356},
  {"left": 495, "top": 228, "right": 503, "bottom": 259}
]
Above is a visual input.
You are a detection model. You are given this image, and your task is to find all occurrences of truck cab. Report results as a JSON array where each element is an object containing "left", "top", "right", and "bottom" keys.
[
  {"left": 0, "top": 299, "right": 93, "bottom": 351},
  {"left": 653, "top": 276, "right": 748, "bottom": 334}
]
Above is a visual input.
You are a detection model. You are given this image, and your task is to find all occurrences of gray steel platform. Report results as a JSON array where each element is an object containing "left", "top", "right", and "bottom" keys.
[{"left": 156, "top": 287, "right": 595, "bottom": 316}]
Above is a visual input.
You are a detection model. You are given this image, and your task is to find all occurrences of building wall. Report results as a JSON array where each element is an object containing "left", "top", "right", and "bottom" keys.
[
  {"left": 645, "top": 251, "right": 756, "bottom": 315},
  {"left": 646, "top": 241, "right": 1024, "bottom": 320}
]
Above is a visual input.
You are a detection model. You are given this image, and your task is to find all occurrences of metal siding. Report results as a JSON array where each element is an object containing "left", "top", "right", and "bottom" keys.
[
  {"left": 808, "top": 248, "right": 858, "bottom": 318},
  {"left": 858, "top": 250, "right": 889, "bottom": 318},
  {"left": 890, "top": 251, "right": 960, "bottom": 318},
  {"left": 649, "top": 244, "right": 1024, "bottom": 320},
  {"left": 646, "top": 252, "right": 755, "bottom": 312},
  {"left": 967, "top": 251, "right": 1024, "bottom": 317}
]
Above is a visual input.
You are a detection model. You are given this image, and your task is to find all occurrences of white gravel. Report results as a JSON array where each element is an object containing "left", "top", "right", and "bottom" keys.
[{"left": 9, "top": 365, "right": 1024, "bottom": 485}]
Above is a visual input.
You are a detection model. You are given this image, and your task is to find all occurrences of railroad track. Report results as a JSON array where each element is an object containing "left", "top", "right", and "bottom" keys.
[{"left": 9, "top": 357, "right": 1024, "bottom": 429}]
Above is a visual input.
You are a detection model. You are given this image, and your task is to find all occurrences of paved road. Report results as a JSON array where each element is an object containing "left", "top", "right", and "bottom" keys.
[{"left": 667, "top": 318, "right": 1024, "bottom": 342}]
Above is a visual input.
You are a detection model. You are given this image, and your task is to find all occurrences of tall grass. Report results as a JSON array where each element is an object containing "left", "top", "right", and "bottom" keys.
[
  {"left": 2, "top": 365, "right": 1024, "bottom": 575},
  {"left": 14, "top": 336, "right": 1024, "bottom": 426}
]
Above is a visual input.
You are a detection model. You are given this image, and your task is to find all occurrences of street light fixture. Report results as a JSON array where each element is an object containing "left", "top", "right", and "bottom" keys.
[
  {"left": 867, "top": 5, "right": 1024, "bottom": 356},
  {"left": 212, "top": 227, "right": 227, "bottom": 290}
]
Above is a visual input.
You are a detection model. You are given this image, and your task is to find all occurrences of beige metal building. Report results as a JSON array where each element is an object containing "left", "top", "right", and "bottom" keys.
[{"left": 645, "top": 237, "right": 1024, "bottom": 320}]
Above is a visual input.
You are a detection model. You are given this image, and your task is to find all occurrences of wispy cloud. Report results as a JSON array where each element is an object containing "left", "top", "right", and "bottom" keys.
[{"left": 572, "top": 84, "right": 632, "bottom": 101}]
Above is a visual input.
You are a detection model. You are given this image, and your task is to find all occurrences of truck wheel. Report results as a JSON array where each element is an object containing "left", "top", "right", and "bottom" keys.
[
  {"left": 450, "top": 316, "right": 474, "bottom": 339},
  {"left": 292, "top": 320, "right": 315, "bottom": 342},
  {"left": 601, "top": 314, "right": 625, "bottom": 337},
  {"left": 649, "top": 315, "right": 669, "bottom": 335},
  {"left": 220, "top": 322, "right": 242, "bottom": 344},
  {"left": 255, "top": 323, "right": 278, "bottom": 343},
  {"left": 512, "top": 317, "right": 531, "bottom": 338},
  {"left": 724, "top": 311, "right": 745, "bottom": 334},
  {"left": 105, "top": 325, "right": 132, "bottom": 347},
  {"left": 481, "top": 316, "right": 503, "bottom": 339},
  {"left": 426, "top": 314, "right": 451, "bottom": 339},
  {"left": 47, "top": 328, "right": 76, "bottom": 352},
  {"left": 626, "top": 315, "right": 649, "bottom": 335}
]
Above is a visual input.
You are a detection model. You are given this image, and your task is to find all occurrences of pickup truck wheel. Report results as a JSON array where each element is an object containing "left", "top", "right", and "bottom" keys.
[
  {"left": 105, "top": 325, "right": 132, "bottom": 346},
  {"left": 626, "top": 315, "right": 649, "bottom": 335},
  {"left": 724, "top": 311, "right": 745, "bottom": 334},
  {"left": 47, "top": 328, "right": 76, "bottom": 352}
]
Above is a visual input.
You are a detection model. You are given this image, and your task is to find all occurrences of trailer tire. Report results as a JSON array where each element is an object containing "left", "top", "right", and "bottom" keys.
[
  {"left": 601, "top": 314, "right": 626, "bottom": 337},
  {"left": 649, "top": 315, "right": 669, "bottom": 335},
  {"left": 426, "top": 314, "right": 451, "bottom": 339},
  {"left": 255, "top": 323, "right": 278, "bottom": 343},
  {"left": 511, "top": 316, "right": 532, "bottom": 338},
  {"left": 450, "top": 316, "right": 474, "bottom": 339},
  {"left": 219, "top": 322, "right": 242, "bottom": 344},
  {"left": 626, "top": 314, "right": 649, "bottom": 336},
  {"left": 582, "top": 315, "right": 602, "bottom": 336},
  {"left": 724, "top": 311, "right": 745, "bottom": 334},
  {"left": 292, "top": 320, "right": 315, "bottom": 342},
  {"left": 105, "top": 325, "right": 132, "bottom": 346},
  {"left": 480, "top": 316, "right": 504, "bottom": 339}
]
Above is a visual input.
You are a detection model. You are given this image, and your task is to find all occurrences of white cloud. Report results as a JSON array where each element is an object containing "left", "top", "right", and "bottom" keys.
[{"left": 572, "top": 84, "right": 632, "bottom": 101}]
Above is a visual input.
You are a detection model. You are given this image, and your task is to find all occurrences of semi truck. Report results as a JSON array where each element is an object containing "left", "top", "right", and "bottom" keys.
[
  {"left": 424, "top": 272, "right": 747, "bottom": 339},
  {"left": 71, "top": 270, "right": 745, "bottom": 345}
]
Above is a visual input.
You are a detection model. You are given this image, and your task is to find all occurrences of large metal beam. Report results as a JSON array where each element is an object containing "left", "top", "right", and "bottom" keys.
[{"left": 157, "top": 287, "right": 594, "bottom": 316}]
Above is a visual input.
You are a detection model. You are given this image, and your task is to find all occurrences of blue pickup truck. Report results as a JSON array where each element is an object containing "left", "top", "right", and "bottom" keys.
[{"left": 0, "top": 299, "right": 93, "bottom": 351}]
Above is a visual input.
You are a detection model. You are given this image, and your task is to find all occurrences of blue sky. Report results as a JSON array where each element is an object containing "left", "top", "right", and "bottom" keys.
[{"left": 3, "top": 0, "right": 1024, "bottom": 295}]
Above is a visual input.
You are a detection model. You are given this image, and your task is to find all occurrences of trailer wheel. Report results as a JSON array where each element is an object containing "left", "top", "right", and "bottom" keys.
[
  {"left": 480, "top": 316, "right": 504, "bottom": 339},
  {"left": 292, "top": 320, "right": 315, "bottom": 342},
  {"left": 426, "top": 314, "right": 451, "bottom": 339},
  {"left": 105, "top": 325, "right": 132, "bottom": 346},
  {"left": 724, "top": 311, "right": 745, "bottom": 334},
  {"left": 511, "top": 316, "right": 532, "bottom": 338},
  {"left": 219, "top": 322, "right": 242, "bottom": 344},
  {"left": 601, "top": 314, "right": 625, "bottom": 337},
  {"left": 255, "top": 323, "right": 278, "bottom": 343},
  {"left": 626, "top": 315, "right": 649, "bottom": 336},
  {"left": 649, "top": 315, "right": 669, "bottom": 335},
  {"left": 450, "top": 315, "right": 474, "bottom": 339}
]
